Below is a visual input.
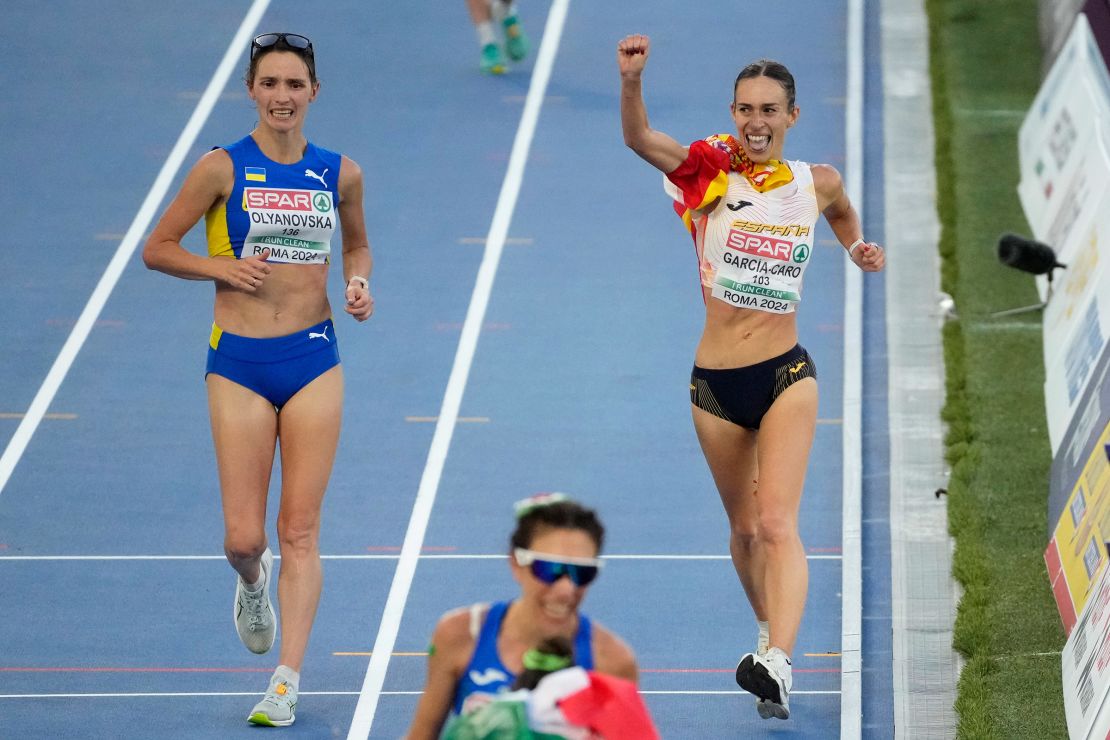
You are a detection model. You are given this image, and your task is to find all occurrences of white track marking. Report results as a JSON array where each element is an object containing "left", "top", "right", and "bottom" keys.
[
  {"left": 344, "top": 2, "right": 571, "bottom": 737},
  {"left": 841, "top": 0, "right": 865, "bottom": 736},
  {"left": 0, "top": 553, "right": 841, "bottom": 561}
]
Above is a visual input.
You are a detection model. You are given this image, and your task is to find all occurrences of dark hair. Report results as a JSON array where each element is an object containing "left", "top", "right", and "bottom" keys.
[
  {"left": 512, "top": 636, "right": 575, "bottom": 690},
  {"left": 509, "top": 500, "right": 605, "bottom": 552},
  {"left": 246, "top": 36, "right": 317, "bottom": 87},
  {"left": 733, "top": 59, "right": 796, "bottom": 110}
]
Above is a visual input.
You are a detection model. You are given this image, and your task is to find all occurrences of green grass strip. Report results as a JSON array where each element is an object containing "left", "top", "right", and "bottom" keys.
[{"left": 925, "top": 0, "right": 1069, "bottom": 736}]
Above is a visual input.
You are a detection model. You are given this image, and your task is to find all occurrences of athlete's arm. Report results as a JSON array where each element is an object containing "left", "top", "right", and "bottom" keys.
[
  {"left": 618, "top": 34, "right": 687, "bottom": 174},
  {"left": 336, "top": 155, "right": 374, "bottom": 321},
  {"left": 405, "top": 609, "right": 472, "bottom": 740},
  {"left": 142, "top": 149, "right": 272, "bottom": 291},
  {"left": 813, "top": 163, "right": 885, "bottom": 272}
]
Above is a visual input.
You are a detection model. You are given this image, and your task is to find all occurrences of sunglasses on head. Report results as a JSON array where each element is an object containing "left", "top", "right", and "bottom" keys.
[
  {"left": 251, "top": 33, "right": 314, "bottom": 61},
  {"left": 513, "top": 548, "right": 602, "bottom": 587}
]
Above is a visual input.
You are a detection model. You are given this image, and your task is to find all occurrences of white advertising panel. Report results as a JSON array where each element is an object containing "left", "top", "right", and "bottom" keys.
[
  {"left": 1063, "top": 561, "right": 1110, "bottom": 739},
  {"left": 1017, "top": 14, "right": 1110, "bottom": 300}
]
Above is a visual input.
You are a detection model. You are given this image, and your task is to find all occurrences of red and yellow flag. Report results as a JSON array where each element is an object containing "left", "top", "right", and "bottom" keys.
[{"left": 666, "top": 134, "right": 794, "bottom": 233}]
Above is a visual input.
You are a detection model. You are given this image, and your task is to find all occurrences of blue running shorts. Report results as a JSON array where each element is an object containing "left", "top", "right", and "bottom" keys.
[{"left": 206, "top": 318, "right": 340, "bottom": 409}]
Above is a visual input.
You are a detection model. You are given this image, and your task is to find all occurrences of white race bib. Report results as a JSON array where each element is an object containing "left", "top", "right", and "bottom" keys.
[{"left": 242, "top": 187, "right": 336, "bottom": 264}]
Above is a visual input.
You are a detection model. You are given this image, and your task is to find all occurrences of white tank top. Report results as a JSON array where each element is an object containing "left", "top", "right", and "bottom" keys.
[{"left": 667, "top": 160, "right": 819, "bottom": 314}]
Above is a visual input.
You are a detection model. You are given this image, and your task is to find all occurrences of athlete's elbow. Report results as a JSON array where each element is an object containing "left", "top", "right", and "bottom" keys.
[
  {"left": 141, "top": 240, "right": 172, "bottom": 273},
  {"left": 140, "top": 243, "right": 157, "bottom": 271},
  {"left": 141, "top": 242, "right": 162, "bottom": 271},
  {"left": 624, "top": 132, "right": 654, "bottom": 156},
  {"left": 621, "top": 123, "right": 646, "bottom": 150}
]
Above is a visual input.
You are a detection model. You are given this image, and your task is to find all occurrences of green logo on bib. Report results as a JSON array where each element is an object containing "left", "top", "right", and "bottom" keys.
[
  {"left": 313, "top": 193, "right": 332, "bottom": 213},
  {"left": 792, "top": 243, "right": 810, "bottom": 263}
]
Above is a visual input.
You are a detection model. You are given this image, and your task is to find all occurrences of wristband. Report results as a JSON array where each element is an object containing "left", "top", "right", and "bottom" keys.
[
  {"left": 522, "top": 648, "right": 573, "bottom": 672},
  {"left": 848, "top": 238, "right": 866, "bottom": 256},
  {"left": 347, "top": 275, "right": 369, "bottom": 291}
]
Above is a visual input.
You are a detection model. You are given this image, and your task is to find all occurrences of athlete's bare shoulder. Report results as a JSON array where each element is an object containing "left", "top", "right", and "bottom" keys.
[
  {"left": 809, "top": 163, "right": 846, "bottom": 211},
  {"left": 591, "top": 619, "right": 639, "bottom": 682}
]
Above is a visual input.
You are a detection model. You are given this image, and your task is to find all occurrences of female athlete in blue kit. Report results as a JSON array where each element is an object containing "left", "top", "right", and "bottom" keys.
[
  {"left": 618, "top": 33, "right": 884, "bottom": 721},
  {"left": 143, "top": 32, "right": 373, "bottom": 727},
  {"left": 405, "top": 496, "right": 639, "bottom": 739}
]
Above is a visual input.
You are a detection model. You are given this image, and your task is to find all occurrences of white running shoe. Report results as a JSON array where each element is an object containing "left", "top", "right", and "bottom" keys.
[
  {"left": 234, "top": 548, "right": 276, "bottom": 654},
  {"left": 736, "top": 647, "right": 792, "bottom": 720},
  {"left": 247, "top": 672, "right": 297, "bottom": 727}
]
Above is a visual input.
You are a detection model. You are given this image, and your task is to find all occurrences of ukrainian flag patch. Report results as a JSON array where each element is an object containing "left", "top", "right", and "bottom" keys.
[{"left": 244, "top": 167, "right": 266, "bottom": 182}]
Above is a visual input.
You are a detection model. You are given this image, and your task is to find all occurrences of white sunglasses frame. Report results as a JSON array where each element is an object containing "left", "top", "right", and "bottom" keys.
[{"left": 512, "top": 548, "right": 604, "bottom": 569}]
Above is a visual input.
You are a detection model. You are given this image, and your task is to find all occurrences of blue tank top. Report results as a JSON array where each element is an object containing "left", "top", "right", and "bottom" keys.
[
  {"left": 452, "top": 601, "right": 594, "bottom": 716},
  {"left": 205, "top": 134, "right": 341, "bottom": 264}
]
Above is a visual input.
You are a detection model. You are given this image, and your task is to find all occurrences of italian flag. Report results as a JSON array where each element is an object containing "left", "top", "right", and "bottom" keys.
[{"left": 443, "top": 668, "right": 659, "bottom": 740}]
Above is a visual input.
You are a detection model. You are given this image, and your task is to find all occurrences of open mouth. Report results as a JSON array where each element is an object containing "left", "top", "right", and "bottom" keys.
[
  {"left": 541, "top": 601, "right": 574, "bottom": 620},
  {"left": 746, "top": 133, "right": 771, "bottom": 154}
]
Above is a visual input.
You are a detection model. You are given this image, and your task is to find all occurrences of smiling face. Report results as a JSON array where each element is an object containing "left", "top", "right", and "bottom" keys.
[
  {"left": 730, "top": 74, "right": 799, "bottom": 163},
  {"left": 247, "top": 51, "right": 318, "bottom": 134},
  {"left": 511, "top": 526, "right": 600, "bottom": 634}
]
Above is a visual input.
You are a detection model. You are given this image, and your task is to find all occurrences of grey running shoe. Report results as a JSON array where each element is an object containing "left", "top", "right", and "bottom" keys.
[
  {"left": 737, "top": 648, "right": 792, "bottom": 720},
  {"left": 247, "top": 673, "right": 297, "bottom": 727},
  {"left": 234, "top": 548, "right": 275, "bottom": 654}
]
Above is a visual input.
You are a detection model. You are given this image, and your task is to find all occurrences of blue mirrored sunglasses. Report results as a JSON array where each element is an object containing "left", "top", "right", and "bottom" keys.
[
  {"left": 514, "top": 548, "right": 602, "bottom": 587},
  {"left": 251, "top": 33, "right": 314, "bottom": 60}
]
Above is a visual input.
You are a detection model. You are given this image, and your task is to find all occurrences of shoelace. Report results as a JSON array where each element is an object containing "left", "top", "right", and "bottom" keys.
[
  {"left": 266, "top": 682, "right": 294, "bottom": 707},
  {"left": 240, "top": 587, "right": 269, "bottom": 631}
]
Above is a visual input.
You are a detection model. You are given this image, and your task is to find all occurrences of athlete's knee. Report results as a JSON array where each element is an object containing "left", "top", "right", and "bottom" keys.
[
  {"left": 276, "top": 514, "right": 321, "bottom": 556},
  {"left": 224, "top": 537, "right": 267, "bottom": 564},
  {"left": 757, "top": 512, "right": 798, "bottom": 547},
  {"left": 730, "top": 522, "right": 761, "bottom": 553}
]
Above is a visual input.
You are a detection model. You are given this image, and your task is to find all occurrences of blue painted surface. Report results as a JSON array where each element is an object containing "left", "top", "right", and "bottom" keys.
[
  {"left": 860, "top": 0, "right": 895, "bottom": 736},
  {"left": 0, "top": 0, "right": 894, "bottom": 737}
]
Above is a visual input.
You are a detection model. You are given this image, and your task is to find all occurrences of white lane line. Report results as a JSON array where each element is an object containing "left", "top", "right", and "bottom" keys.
[
  {"left": 0, "top": 692, "right": 363, "bottom": 699},
  {"left": 841, "top": 0, "right": 865, "bottom": 737},
  {"left": 0, "top": 553, "right": 842, "bottom": 561},
  {"left": 884, "top": 0, "right": 959, "bottom": 733},
  {"left": 0, "top": 0, "right": 272, "bottom": 498},
  {"left": 344, "top": 2, "right": 571, "bottom": 737},
  {"left": 640, "top": 690, "right": 842, "bottom": 696},
  {"left": 0, "top": 689, "right": 841, "bottom": 699}
]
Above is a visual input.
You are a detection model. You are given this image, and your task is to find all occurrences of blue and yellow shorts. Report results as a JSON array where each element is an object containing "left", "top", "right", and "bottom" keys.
[{"left": 205, "top": 318, "right": 340, "bottom": 409}]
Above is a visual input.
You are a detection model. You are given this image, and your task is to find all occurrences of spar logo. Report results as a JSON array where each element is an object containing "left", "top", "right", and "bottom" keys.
[
  {"left": 245, "top": 188, "right": 314, "bottom": 211},
  {"left": 726, "top": 229, "right": 795, "bottom": 261}
]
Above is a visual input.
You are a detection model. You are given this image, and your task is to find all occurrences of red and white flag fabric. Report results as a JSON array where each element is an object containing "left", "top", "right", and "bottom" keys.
[{"left": 443, "top": 668, "right": 660, "bottom": 740}]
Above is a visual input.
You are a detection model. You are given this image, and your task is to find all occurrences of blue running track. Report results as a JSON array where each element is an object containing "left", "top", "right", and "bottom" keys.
[{"left": 0, "top": 1, "right": 894, "bottom": 737}]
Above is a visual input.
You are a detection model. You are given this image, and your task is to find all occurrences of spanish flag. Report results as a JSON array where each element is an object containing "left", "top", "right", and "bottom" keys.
[
  {"left": 665, "top": 134, "right": 793, "bottom": 234},
  {"left": 244, "top": 167, "right": 267, "bottom": 182}
]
